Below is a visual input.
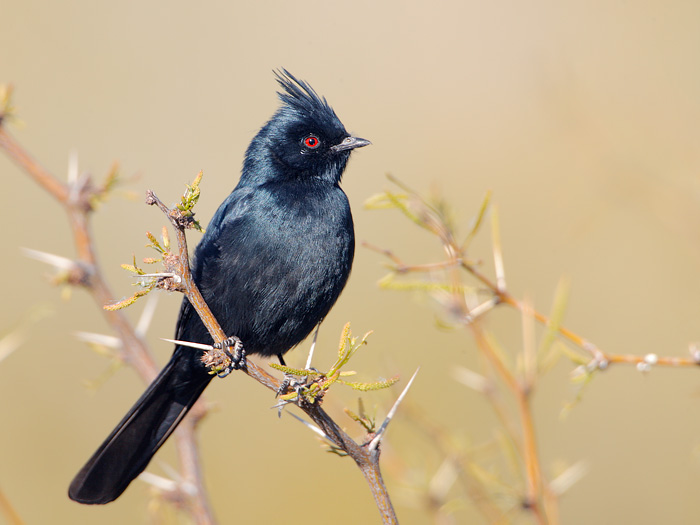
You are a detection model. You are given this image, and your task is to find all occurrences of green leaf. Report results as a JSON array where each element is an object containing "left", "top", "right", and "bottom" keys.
[
  {"left": 462, "top": 190, "right": 492, "bottom": 249},
  {"left": 120, "top": 263, "right": 144, "bottom": 275},
  {"left": 268, "top": 363, "right": 319, "bottom": 377},
  {"left": 339, "top": 375, "right": 399, "bottom": 391},
  {"left": 537, "top": 276, "right": 570, "bottom": 366},
  {"left": 145, "top": 231, "right": 164, "bottom": 253},
  {"left": 176, "top": 171, "right": 205, "bottom": 232},
  {"left": 103, "top": 286, "right": 154, "bottom": 311}
]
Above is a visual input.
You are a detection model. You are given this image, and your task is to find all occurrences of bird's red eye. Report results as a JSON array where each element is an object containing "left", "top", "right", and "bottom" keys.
[{"left": 304, "top": 135, "right": 320, "bottom": 149}]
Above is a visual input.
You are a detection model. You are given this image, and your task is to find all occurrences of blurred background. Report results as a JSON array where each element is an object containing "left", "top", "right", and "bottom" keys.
[{"left": 2, "top": 1, "right": 700, "bottom": 523}]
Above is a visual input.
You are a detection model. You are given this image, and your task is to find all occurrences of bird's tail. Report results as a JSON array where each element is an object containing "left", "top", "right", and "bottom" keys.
[{"left": 68, "top": 349, "right": 212, "bottom": 504}]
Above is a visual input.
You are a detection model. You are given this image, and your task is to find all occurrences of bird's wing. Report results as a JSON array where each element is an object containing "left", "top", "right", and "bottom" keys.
[
  {"left": 204, "top": 185, "right": 256, "bottom": 237},
  {"left": 172, "top": 185, "right": 256, "bottom": 344}
]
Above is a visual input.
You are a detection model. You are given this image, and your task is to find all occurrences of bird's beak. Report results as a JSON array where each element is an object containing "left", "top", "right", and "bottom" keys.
[{"left": 331, "top": 136, "right": 371, "bottom": 153}]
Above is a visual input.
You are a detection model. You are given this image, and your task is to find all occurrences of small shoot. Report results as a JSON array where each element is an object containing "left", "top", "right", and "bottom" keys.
[
  {"left": 537, "top": 277, "right": 571, "bottom": 374},
  {"left": 560, "top": 356, "right": 598, "bottom": 419},
  {"left": 106, "top": 171, "right": 206, "bottom": 311},
  {"left": 461, "top": 190, "right": 492, "bottom": 250},
  {"left": 89, "top": 163, "right": 126, "bottom": 209},
  {"left": 0, "top": 84, "right": 21, "bottom": 126},
  {"left": 103, "top": 285, "right": 155, "bottom": 311},
  {"left": 105, "top": 227, "right": 177, "bottom": 311},
  {"left": 177, "top": 170, "right": 204, "bottom": 232},
  {"left": 365, "top": 174, "right": 457, "bottom": 244},
  {"left": 270, "top": 323, "right": 397, "bottom": 403},
  {"left": 344, "top": 398, "right": 376, "bottom": 434},
  {"left": 120, "top": 253, "right": 147, "bottom": 276}
]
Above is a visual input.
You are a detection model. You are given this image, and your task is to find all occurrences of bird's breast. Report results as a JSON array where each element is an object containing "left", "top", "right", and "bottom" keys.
[{"left": 193, "top": 183, "right": 354, "bottom": 357}]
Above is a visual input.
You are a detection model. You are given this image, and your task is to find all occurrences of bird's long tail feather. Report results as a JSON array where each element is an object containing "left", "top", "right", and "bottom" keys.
[{"left": 68, "top": 350, "right": 212, "bottom": 504}]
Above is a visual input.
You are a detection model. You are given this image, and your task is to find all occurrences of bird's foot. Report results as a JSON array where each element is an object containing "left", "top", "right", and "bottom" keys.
[
  {"left": 276, "top": 367, "right": 319, "bottom": 398},
  {"left": 276, "top": 373, "right": 300, "bottom": 398},
  {"left": 212, "top": 336, "right": 246, "bottom": 377}
]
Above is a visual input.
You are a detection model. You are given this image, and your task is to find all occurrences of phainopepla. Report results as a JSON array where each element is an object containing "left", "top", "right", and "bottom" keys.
[{"left": 68, "top": 70, "right": 369, "bottom": 504}]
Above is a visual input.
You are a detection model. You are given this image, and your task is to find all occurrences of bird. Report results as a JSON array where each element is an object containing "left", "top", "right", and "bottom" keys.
[{"left": 68, "top": 69, "right": 370, "bottom": 505}]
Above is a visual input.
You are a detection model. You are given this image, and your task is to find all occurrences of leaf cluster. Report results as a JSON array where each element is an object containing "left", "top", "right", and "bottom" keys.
[{"left": 271, "top": 323, "right": 398, "bottom": 403}]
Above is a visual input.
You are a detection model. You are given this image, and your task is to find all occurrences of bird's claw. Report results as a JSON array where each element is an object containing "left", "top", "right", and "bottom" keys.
[
  {"left": 276, "top": 372, "right": 309, "bottom": 399},
  {"left": 213, "top": 336, "right": 246, "bottom": 377}
]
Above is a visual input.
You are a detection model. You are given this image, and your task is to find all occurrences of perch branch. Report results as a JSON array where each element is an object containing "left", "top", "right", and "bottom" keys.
[{"left": 146, "top": 190, "right": 398, "bottom": 524}]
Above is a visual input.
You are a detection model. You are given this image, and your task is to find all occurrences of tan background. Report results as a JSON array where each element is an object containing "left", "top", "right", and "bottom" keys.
[{"left": 2, "top": 1, "right": 700, "bottom": 524}]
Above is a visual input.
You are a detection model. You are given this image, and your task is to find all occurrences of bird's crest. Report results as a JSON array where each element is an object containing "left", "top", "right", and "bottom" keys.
[{"left": 274, "top": 69, "right": 342, "bottom": 128}]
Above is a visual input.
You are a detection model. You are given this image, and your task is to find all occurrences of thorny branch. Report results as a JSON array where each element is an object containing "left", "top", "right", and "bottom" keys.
[
  {"left": 364, "top": 176, "right": 700, "bottom": 524},
  {"left": 1, "top": 96, "right": 402, "bottom": 523},
  {"left": 0, "top": 128, "right": 216, "bottom": 522},
  {"left": 144, "top": 190, "right": 399, "bottom": 524}
]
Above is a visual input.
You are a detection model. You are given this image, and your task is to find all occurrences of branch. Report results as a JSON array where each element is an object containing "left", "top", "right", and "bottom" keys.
[
  {"left": 366, "top": 176, "right": 700, "bottom": 522},
  {"left": 0, "top": 485, "right": 23, "bottom": 525},
  {"left": 0, "top": 123, "right": 216, "bottom": 523}
]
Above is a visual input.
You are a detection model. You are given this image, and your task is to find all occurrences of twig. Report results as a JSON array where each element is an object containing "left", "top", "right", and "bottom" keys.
[
  {"left": 0, "top": 485, "right": 23, "bottom": 525},
  {"left": 365, "top": 183, "right": 565, "bottom": 523},
  {"left": 364, "top": 240, "right": 698, "bottom": 370}
]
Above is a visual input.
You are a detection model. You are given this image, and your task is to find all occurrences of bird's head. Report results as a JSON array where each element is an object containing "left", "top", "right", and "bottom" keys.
[{"left": 243, "top": 70, "right": 370, "bottom": 185}]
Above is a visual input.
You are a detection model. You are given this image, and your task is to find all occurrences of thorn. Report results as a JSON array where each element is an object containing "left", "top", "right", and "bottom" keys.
[
  {"left": 134, "top": 272, "right": 182, "bottom": 283},
  {"left": 157, "top": 460, "right": 181, "bottom": 482},
  {"left": 149, "top": 460, "right": 196, "bottom": 496},
  {"left": 549, "top": 461, "right": 589, "bottom": 496},
  {"left": 136, "top": 292, "right": 159, "bottom": 337},
  {"left": 286, "top": 411, "right": 333, "bottom": 442},
  {"left": 490, "top": 205, "right": 507, "bottom": 292},
  {"left": 22, "top": 247, "right": 76, "bottom": 271},
  {"left": 137, "top": 463, "right": 195, "bottom": 498},
  {"left": 67, "top": 151, "right": 89, "bottom": 204},
  {"left": 137, "top": 471, "right": 178, "bottom": 493},
  {"left": 305, "top": 323, "right": 320, "bottom": 370},
  {"left": 0, "top": 331, "right": 26, "bottom": 364},
  {"left": 272, "top": 399, "right": 292, "bottom": 416},
  {"left": 161, "top": 338, "right": 214, "bottom": 351},
  {"left": 75, "top": 331, "right": 122, "bottom": 349},
  {"left": 452, "top": 366, "right": 489, "bottom": 393},
  {"left": 68, "top": 150, "right": 78, "bottom": 185},
  {"left": 369, "top": 367, "right": 420, "bottom": 452},
  {"left": 428, "top": 458, "right": 458, "bottom": 500},
  {"left": 466, "top": 297, "right": 499, "bottom": 320}
]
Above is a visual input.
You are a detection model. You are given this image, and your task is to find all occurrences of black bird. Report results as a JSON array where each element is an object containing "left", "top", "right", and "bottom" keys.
[{"left": 68, "top": 70, "right": 369, "bottom": 504}]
